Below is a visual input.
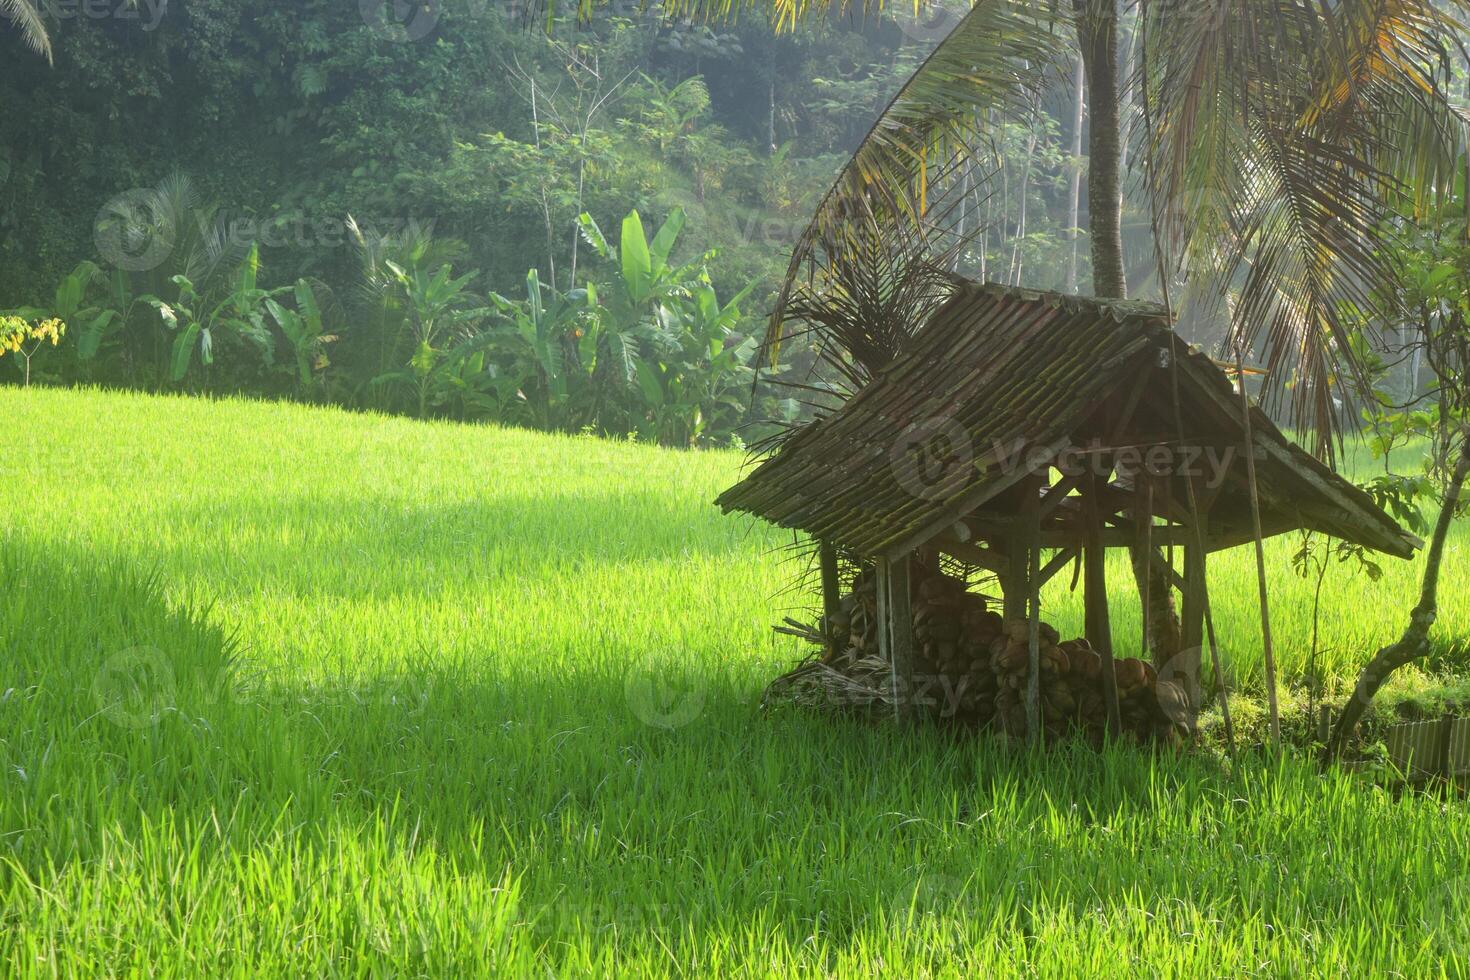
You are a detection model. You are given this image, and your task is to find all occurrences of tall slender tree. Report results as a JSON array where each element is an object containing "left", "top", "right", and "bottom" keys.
[{"left": 1073, "top": 0, "right": 1124, "bottom": 299}]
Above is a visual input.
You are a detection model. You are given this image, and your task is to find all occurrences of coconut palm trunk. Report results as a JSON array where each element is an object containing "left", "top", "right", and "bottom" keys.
[
  {"left": 1074, "top": 0, "right": 1190, "bottom": 671},
  {"left": 1074, "top": 0, "right": 1125, "bottom": 300}
]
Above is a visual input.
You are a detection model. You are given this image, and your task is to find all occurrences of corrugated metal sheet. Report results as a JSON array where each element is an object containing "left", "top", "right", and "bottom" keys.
[{"left": 1386, "top": 717, "right": 1470, "bottom": 778}]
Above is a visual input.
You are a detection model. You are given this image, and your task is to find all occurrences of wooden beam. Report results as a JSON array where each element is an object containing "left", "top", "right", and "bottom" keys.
[
  {"left": 1037, "top": 547, "right": 1079, "bottom": 587},
  {"left": 933, "top": 538, "right": 1010, "bottom": 576},
  {"left": 1137, "top": 475, "right": 1154, "bottom": 667},
  {"left": 880, "top": 435, "right": 1076, "bottom": 562},
  {"left": 875, "top": 557, "right": 890, "bottom": 696},
  {"left": 1002, "top": 486, "right": 1031, "bottom": 624},
  {"left": 1180, "top": 543, "right": 1206, "bottom": 718},
  {"left": 973, "top": 524, "right": 1263, "bottom": 552},
  {"left": 1038, "top": 473, "right": 1084, "bottom": 519},
  {"left": 1108, "top": 368, "right": 1153, "bottom": 442},
  {"left": 1083, "top": 471, "right": 1121, "bottom": 736},
  {"left": 1200, "top": 570, "right": 1236, "bottom": 749},
  {"left": 886, "top": 555, "right": 915, "bottom": 723}
]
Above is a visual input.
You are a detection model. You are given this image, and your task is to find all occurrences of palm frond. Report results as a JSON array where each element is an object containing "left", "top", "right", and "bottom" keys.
[
  {"left": 764, "top": 0, "right": 1063, "bottom": 363},
  {"left": 1142, "top": 0, "right": 1468, "bottom": 458},
  {"left": 2, "top": 0, "right": 51, "bottom": 64},
  {"left": 780, "top": 211, "right": 964, "bottom": 390}
]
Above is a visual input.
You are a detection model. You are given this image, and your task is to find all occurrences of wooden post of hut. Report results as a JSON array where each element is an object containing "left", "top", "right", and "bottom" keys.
[
  {"left": 1019, "top": 474, "right": 1043, "bottom": 742},
  {"left": 818, "top": 542, "right": 841, "bottom": 651},
  {"left": 714, "top": 282, "right": 1422, "bottom": 742},
  {"left": 1082, "top": 469, "right": 1122, "bottom": 736},
  {"left": 879, "top": 555, "right": 916, "bottom": 722}
]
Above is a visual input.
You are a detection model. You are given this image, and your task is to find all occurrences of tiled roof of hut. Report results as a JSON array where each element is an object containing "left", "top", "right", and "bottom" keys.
[{"left": 717, "top": 280, "right": 1420, "bottom": 561}]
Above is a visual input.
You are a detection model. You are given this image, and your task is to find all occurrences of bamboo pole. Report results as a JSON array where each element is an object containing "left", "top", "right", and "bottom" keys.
[
  {"left": 1235, "top": 347, "right": 1281, "bottom": 746},
  {"left": 888, "top": 555, "right": 915, "bottom": 724},
  {"left": 1083, "top": 470, "right": 1122, "bottom": 736},
  {"left": 1137, "top": 475, "right": 1154, "bottom": 667},
  {"left": 1200, "top": 565, "right": 1237, "bottom": 748},
  {"left": 1021, "top": 478, "right": 1043, "bottom": 744}
]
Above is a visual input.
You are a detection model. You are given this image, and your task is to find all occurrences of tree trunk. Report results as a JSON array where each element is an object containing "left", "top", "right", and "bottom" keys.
[
  {"left": 1325, "top": 429, "right": 1470, "bottom": 760},
  {"left": 1066, "top": 52, "right": 1085, "bottom": 294},
  {"left": 1083, "top": 0, "right": 1178, "bottom": 667},
  {"left": 1117, "top": 7, "right": 1138, "bottom": 178},
  {"left": 768, "top": 77, "right": 777, "bottom": 154},
  {"left": 1075, "top": 0, "right": 1126, "bottom": 299},
  {"left": 1010, "top": 119, "right": 1038, "bottom": 286},
  {"left": 1130, "top": 545, "right": 1182, "bottom": 667}
]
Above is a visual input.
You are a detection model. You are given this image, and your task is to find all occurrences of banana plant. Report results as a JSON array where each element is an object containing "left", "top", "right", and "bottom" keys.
[
  {"left": 632, "top": 279, "right": 756, "bottom": 445},
  {"left": 145, "top": 243, "right": 275, "bottom": 384},
  {"left": 264, "top": 279, "right": 337, "bottom": 396},
  {"left": 368, "top": 260, "right": 487, "bottom": 418},
  {"left": 577, "top": 206, "right": 759, "bottom": 445},
  {"left": 577, "top": 207, "right": 710, "bottom": 316},
  {"left": 484, "top": 269, "right": 600, "bottom": 430},
  {"left": 5, "top": 261, "right": 148, "bottom": 371}
]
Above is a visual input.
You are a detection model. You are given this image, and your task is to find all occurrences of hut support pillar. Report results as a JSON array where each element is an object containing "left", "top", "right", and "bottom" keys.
[
  {"left": 1082, "top": 471, "right": 1122, "bottom": 736},
  {"left": 877, "top": 555, "right": 915, "bottom": 723},
  {"left": 1180, "top": 543, "right": 1207, "bottom": 718},
  {"left": 1001, "top": 545, "right": 1026, "bottom": 624},
  {"left": 1135, "top": 476, "right": 1154, "bottom": 667},
  {"left": 1018, "top": 475, "right": 1043, "bottom": 744},
  {"left": 818, "top": 542, "right": 840, "bottom": 647}
]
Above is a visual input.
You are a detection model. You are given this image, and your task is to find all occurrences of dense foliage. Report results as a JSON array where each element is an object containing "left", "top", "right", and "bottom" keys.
[{"left": 0, "top": 1, "right": 1109, "bottom": 442}]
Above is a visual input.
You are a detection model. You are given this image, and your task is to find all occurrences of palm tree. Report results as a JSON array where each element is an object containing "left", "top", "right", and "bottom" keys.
[
  {"left": 656, "top": 0, "right": 1468, "bottom": 741},
  {"left": 3, "top": 0, "right": 51, "bottom": 63},
  {"left": 674, "top": 0, "right": 1462, "bottom": 453}
]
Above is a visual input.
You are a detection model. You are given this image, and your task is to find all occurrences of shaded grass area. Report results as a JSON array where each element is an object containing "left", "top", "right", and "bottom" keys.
[{"left": 3, "top": 386, "right": 1470, "bottom": 974}]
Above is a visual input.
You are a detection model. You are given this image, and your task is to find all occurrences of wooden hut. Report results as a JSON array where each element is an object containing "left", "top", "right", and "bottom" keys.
[{"left": 718, "top": 282, "right": 1420, "bottom": 738}]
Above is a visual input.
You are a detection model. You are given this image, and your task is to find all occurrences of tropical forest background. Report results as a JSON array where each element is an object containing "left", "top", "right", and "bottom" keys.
[{"left": 1, "top": 0, "right": 1244, "bottom": 446}]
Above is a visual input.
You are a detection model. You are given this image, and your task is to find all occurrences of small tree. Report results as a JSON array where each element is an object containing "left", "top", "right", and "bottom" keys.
[
  {"left": 1325, "top": 214, "right": 1470, "bottom": 756},
  {"left": 0, "top": 315, "right": 65, "bottom": 387}
]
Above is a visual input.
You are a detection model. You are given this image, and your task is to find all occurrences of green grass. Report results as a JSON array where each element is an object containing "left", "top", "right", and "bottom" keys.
[{"left": 3, "top": 385, "right": 1470, "bottom": 975}]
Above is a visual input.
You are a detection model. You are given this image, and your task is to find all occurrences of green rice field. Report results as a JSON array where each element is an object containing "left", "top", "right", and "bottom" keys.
[{"left": 3, "top": 386, "right": 1469, "bottom": 975}]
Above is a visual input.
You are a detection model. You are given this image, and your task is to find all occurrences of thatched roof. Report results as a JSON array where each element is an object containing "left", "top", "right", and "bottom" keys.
[{"left": 717, "top": 281, "right": 1420, "bottom": 561}]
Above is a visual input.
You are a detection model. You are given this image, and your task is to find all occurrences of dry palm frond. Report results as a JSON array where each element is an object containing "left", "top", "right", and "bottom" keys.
[
  {"left": 776, "top": 208, "right": 966, "bottom": 397},
  {"left": 758, "top": 0, "right": 1064, "bottom": 365},
  {"left": 1142, "top": 0, "right": 1467, "bottom": 459},
  {"left": 762, "top": 652, "right": 894, "bottom": 713}
]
